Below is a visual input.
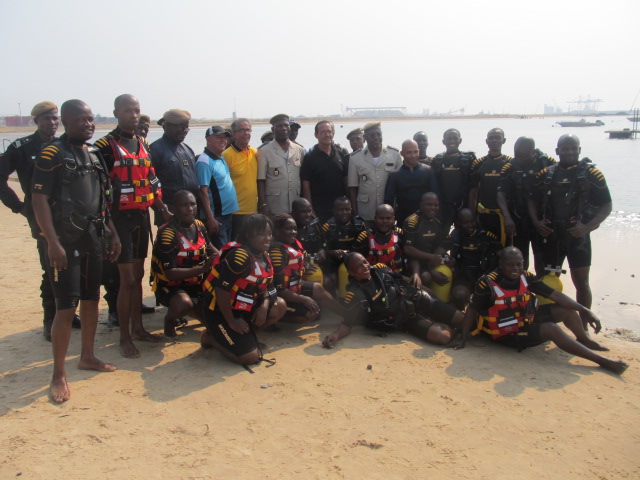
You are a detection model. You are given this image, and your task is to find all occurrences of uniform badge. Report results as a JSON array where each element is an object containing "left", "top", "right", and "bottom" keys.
[
  {"left": 183, "top": 159, "right": 189, "bottom": 166},
  {"left": 361, "top": 174, "right": 367, "bottom": 181},
  {"left": 274, "top": 168, "right": 280, "bottom": 176}
]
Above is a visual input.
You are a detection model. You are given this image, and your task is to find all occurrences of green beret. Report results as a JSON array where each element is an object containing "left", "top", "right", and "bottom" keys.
[
  {"left": 270, "top": 113, "right": 289, "bottom": 125},
  {"left": 160, "top": 108, "right": 191, "bottom": 125},
  {"left": 31, "top": 101, "right": 58, "bottom": 118},
  {"left": 346, "top": 127, "right": 364, "bottom": 140},
  {"left": 363, "top": 122, "right": 381, "bottom": 132}
]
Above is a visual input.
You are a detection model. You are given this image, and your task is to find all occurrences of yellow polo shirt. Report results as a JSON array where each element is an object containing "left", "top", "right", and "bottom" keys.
[{"left": 223, "top": 143, "right": 258, "bottom": 214}]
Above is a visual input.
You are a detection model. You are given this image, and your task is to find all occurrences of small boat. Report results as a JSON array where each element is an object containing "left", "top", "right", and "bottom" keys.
[{"left": 556, "top": 119, "right": 605, "bottom": 127}]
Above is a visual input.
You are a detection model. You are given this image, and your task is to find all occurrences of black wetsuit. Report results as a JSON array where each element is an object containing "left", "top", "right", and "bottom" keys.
[{"left": 432, "top": 151, "right": 476, "bottom": 231}]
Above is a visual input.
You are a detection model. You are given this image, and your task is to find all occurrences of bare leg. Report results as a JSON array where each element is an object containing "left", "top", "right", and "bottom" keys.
[
  {"left": 540, "top": 323, "right": 628, "bottom": 374},
  {"left": 49, "top": 307, "right": 76, "bottom": 403},
  {"left": 426, "top": 324, "right": 453, "bottom": 345},
  {"left": 129, "top": 259, "right": 163, "bottom": 342},
  {"left": 77, "top": 300, "right": 117, "bottom": 372},
  {"left": 164, "top": 293, "right": 194, "bottom": 338},
  {"left": 550, "top": 305, "right": 608, "bottom": 351},
  {"left": 571, "top": 266, "right": 592, "bottom": 330}
]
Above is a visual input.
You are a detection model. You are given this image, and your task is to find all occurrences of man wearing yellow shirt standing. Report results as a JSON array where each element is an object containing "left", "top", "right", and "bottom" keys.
[{"left": 222, "top": 118, "right": 258, "bottom": 239}]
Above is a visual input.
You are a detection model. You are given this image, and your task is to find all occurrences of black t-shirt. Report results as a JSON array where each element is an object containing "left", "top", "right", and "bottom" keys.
[
  {"left": 447, "top": 227, "right": 500, "bottom": 273},
  {"left": 470, "top": 154, "right": 512, "bottom": 209},
  {"left": 402, "top": 213, "right": 447, "bottom": 254},
  {"left": 299, "top": 145, "right": 348, "bottom": 222},
  {"left": 321, "top": 216, "right": 367, "bottom": 252},
  {"left": 432, "top": 151, "right": 476, "bottom": 204}
]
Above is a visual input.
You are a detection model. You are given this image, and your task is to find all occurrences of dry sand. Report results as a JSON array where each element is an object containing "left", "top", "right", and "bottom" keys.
[{"left": 1, "top": 206, "right": 639, "bottom": 479}]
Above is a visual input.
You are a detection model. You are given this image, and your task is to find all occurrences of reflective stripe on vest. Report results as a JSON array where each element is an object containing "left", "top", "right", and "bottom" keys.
[
  {"left": 109, "top": 137, "right": 158, "bottom": 210},
  {"left": 367, "top": 232, "right": 402, "bottom": 273}
]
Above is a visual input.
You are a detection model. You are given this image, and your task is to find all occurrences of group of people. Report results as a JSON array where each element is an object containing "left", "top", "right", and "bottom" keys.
[{"left": 0, "top": 97, "right": 628, "bottom": 403}]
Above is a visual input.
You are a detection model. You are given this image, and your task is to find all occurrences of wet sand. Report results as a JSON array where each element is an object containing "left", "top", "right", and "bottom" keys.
[{"left": 0, "top": 207, "right": 638, "bottom": 479}]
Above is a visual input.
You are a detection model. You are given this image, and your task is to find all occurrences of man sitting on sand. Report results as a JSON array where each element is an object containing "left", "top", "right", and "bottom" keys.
[
  {"left": 151, "top": 190, "right": 217, "bottom": 337},
  {"left": 322, "top": 252, "right": 464, "bottom": 349},
  {"left": 450, "top": 247, "right": 628, "bottom": 375}
]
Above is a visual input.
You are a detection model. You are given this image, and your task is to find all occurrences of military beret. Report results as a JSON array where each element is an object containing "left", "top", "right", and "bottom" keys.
[
  {"left": 31, "top": 101, "right": 58, "bottom": 118},
  {"left": 261, "top": 131, "right": 274, "bottom": 143},
  {"left": 138, "top": 114, "right": 151, "bottom": 124},
  {"left": 205, "top": 125, "right": 232, "bottom": 138},
  {"left": 363, "top": 122, "right": 381, "bottom": 132},
  {"left": 270, "top": 113, "right": 290, "bottom": 125},
  {"left": 289, "top": 120, "right": 301, "bottom": 129},
  {"left": 346, "top": 127, "right": 364, "bottom": 140},
  {"left": 159, "top": 108, "right": 191, "bottom": 125}
]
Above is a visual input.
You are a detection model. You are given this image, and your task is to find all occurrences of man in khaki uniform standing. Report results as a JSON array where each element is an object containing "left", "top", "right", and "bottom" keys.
[
  {"left": 347, "top": 122, "right": 402, "bottom": 222},
  {"left": 257, "top": 113, "right": 305, "bottom": 216}
]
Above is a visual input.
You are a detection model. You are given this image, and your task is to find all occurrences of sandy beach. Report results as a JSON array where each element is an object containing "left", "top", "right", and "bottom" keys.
[{"left": 1, "top": 205, "right": 639, "bottom": 479}]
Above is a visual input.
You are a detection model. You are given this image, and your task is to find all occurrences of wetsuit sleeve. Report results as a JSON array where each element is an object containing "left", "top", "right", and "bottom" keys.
[
  {"left": 497, "top": 162, "right": 513, "bottom": 193},
  {"left": 268, "top": 244, "right": 287, "bottom": 291},
  {"left": 470, "top": 157, "right": 483, "bottom": 188},
  {"left": 526, "top": 271, "right": 555, "bottom": 298},
  {"left": 402, "top": 215, "right": 419, "bottom": 246},
  {"left": 0, "top": 143, "right": 24, "bottom": 212},
  {"left": 93, "top": 136, "right": 115, "bottom": 171},
  {"left": 341, "top": 286, "right": 369, "bottom": 328},
  {"left": 352, "top": 229, "right": 369, "bottom": 256},
  {"left": 587, "top": 167, "right": 611, "bottom": 206},
  {"left": 216, "top": 248, "right": 252, "bottom": 291},
  {"left": 469, "top": 275, "right": 493, "bottom": 311},
  {"left": 31, "top": 145, "right": 62, "bottom": 198},
  {"left": 155, "top": 226, "right": 180, "bottom": 270}
]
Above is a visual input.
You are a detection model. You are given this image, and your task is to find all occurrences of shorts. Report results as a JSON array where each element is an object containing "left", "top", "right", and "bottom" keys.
[
  {"left": 414, "top": 290, "right": 459, "bottom": 325},
  {"left": 489, "top": 322, "right": 545, "bottom": 349},
  {"left": 284, "top": 281, "right": 314, "bottom": 317},
  {"left": 540, "top": 232, "right": 591, "bottom": 270},
  {"left": 113, "top": 210, "right": 150, "bottom": 264},
  {"left": 201, "top": 289, "right": 258, "bottom": 356},
  {"left": 404, "top": 315, "right": 435, "bottom": 338},
  {"left": 155, "top": 284, "right": 202, "bottom": 308},
  {"left": 44, "top": 234, "right": 102, "bottom": 310},
  {"left": 452, "top": 267, "right": 480, "bottom": 289}
]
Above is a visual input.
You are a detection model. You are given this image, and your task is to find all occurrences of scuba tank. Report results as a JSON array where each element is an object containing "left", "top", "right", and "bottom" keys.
[
  {"left": 302, "top": 254, "right": 324, "bottom": 284},
  {"left": 338, "top": 263, "right": 349, "bottom": 299},
  {"left": 429, "top": 256, "right": 453, "bottom": 302},
  {"left": 537, "top": 265, "right": 565, "bottom": 306}
]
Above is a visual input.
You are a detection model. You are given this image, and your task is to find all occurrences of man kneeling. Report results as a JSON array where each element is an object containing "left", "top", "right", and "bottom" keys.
[
  {"left": 323, "top": 252, "right": 464, "bottom": 348},
  {"left": 451, "top": 247, "right": 628, "bottom": 375},
  {"left": 151, "top": 190, "right": 217, "bottom": 337}
]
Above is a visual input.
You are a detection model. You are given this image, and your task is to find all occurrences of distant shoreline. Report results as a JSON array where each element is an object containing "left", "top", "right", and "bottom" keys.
[{"left": 0, "top": 112, "right": 631, "bottom": 134}]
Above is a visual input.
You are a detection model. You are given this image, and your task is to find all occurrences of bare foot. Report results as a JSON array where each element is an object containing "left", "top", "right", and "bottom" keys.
[
  {"left": 131, "top": 330, "right": 165, "bottom": 343},
  {"left": 120, "top": 339, "right": 140, "bottom": 358},
  {"left": 200, "top": 330, "right": 215, "bottom": 349},
  {"left": 579, "top": 338, "right": 610, "bottom": 351},
  {"left": 164, "top": 318, "right": 177, "bottom": 338},
  {"left": 49, "top": 376, "right": 70, "bottom": 404},
  {"left": 78, "top": 357, "right": 117, "bottom": 372},
  {"left": 599, "top": 359, "right": 629, "bottom": 375}
]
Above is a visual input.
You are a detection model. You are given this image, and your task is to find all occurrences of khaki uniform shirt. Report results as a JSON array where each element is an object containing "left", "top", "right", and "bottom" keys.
[
  {"left": 257, "top": 139, "right": 305, "bottom": 214},
  {"left": 347, "top": 145, "right": 402, "bottom": 220}
]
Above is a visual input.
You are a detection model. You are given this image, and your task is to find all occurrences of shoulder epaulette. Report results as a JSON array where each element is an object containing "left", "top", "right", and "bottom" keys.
[
  {"left": 257, "top": 142, "right": 268, "bottom": 150},
  {"left": 349, "top": 148, "right": 362, "bottom": 156},
  {"left": 344, "top": 291, "right": 355, "bottom": 304},
  {"left": 194, "top": 219, "right": 205, "bottom": 228},
  {"left": 40, "top": 145, "right": 59, "bottom": 160},
  {"left": 11, "top": 136, "right": 33, "bottom": 150},
  {"left": 405, "top": 214, "right": 419, "bottom": 228},
  {"left": 94, "top": 137, "right": 109, "bottom": 148}
]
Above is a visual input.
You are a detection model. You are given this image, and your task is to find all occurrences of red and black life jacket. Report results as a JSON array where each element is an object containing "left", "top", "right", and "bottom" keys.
[
  {"left": 474, "top": 274, "right": 537, "bottom": 339},
  {"left": 203, "top": 241, "right": 275, "bottom": 313},
  {"left": 108, "top": 136, "right": 160, "bottom": 210},
  {"left": 275, "top": 238, "right": 305, "bottom": 293},
  {"left": 151, "top": 220, "right": 208, "bottom": 291},
  {"left": 367, "top": 230, "right": 403, "bottom": 273}
]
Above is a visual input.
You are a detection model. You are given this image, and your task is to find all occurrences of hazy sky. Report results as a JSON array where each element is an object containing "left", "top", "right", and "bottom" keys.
[{"left": 1, "top": 0, "right": 638, "bottom": 120}]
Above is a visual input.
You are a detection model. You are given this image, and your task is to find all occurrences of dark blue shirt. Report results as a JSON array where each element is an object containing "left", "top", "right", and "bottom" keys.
[
  {"left": 384, "top": 163, "right": 438, "bottom": 225},
  {"left": 150, "top": 134, "right": 198, "bottom": 205}
]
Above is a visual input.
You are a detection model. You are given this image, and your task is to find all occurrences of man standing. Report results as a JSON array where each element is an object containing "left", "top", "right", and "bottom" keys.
[
  {"left": 413, "top": 131, "right": 431, "bottom": 164},
  {"left": 94, "top": 94, "right": 171, "bottom": 358},
  {"left": 468, "top": 128, "right": 512, "bottom": 244},
  {"left": 150, "top": 109, "right": 198, "bottom": 224},
  {"left": 346, "top": 127, "right": 365, "bottom": 153},
  {"left": 347, "top": 122, "right": 402, "bottom": 223},
  {"left": 384, "top": 139, "right": 437, "bottom": 226},
  {"left": 196, "top": 125, "right": 239, "bottom": 248},
  {"left": 289, "top": 119, "right": 302, "bottom": 147},
  {"left": 300, "top": 120, "right": 348, "bottom": 222},
  {"left": 257, "top": 113, "right": 305, "bottom": 216},
  {"left": 223, "top": 118, "right": 258, "bottom": 238},
  {"left": 528, "top": 134, "right": 611, "bottom": 329},
  {"left": 32, "top": 99, "right": 121, "bottom": 403},
  {"left": 431, "top": 128, "right": 476, "bottom": 232},
  {"left": 0, "top": 101, "right": 69, "bottom": 340}
]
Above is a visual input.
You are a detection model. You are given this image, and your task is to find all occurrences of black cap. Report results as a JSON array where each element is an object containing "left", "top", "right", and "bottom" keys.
[{"left": 205, "top": 125, "right": 232, "bottom": 138}]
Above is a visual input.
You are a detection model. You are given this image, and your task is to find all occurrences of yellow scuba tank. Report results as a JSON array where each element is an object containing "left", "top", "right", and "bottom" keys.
[
  {"left": 537, "top": 265, "right": 565, "bottom": 306},
  {"left": 338, "top": 262, "right": 349, "bottom": 299},
  {"left": 429, "top": 261, "right": 453, "bottom": 303},
  {"left": 302, "top": 256, "right": 324, "bottom": 284}
]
